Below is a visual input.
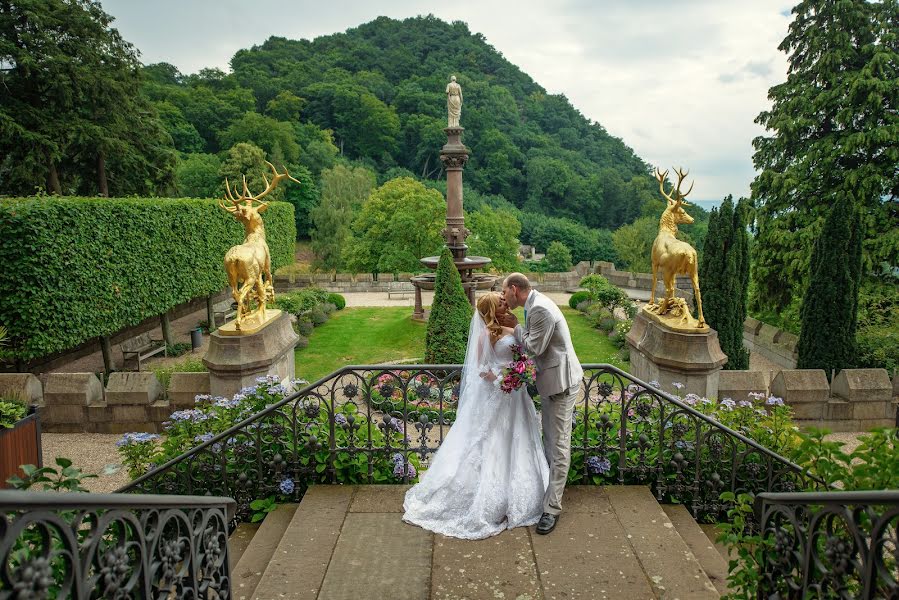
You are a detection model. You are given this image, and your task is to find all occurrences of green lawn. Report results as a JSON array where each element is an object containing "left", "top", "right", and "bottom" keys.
[{"left": 296, "top": 306, "right": 628, "bottom": 381}]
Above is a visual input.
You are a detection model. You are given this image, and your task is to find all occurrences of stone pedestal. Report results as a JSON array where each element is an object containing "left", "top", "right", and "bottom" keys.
[
  {"left": 625, "top": 310, "right": 727, "bottom": 398},
  {"left": 203, "top": 311, "right": 299, "bottom": 398}
]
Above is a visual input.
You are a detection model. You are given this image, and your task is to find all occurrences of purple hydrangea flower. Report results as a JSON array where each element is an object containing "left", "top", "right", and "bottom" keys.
[
  {"left": 279, "top": 478, "right": 295, "bottom": 495},
  {"left": 648, "top": 380, "right": 661, "bottom": 389},
  {"left": 748, "top": 391, "right": 766, "bottom": 401},
  {"left": 214, "top": 397, "right": 241, "bottom": 409},
  {"left": 116, "top": 432, "right": 160, "bottom": 447},
  {"left": 390, "top": 418, "right": 403, "bottom": 433},
  {"left": 683, "top": 393, "right": 701, "bottom": 406},
  {"left": 720, "top": 398, "right": 736, "bottom": 411},
  {"left": 672, "top": 382, "right": 685, "bottom": 390},
  {"left": 334, "top": 414, "right": 348, "bottom": 427},
  {"left": 586, "top": 456, "right": 612, "bottom": 475},
  {"left": 391, "top": 454, "right": 416, "bottom": 479},
  {"left": 738, "top": 400, "right": 753, "bottom": 408},
  {"left": 766, "top": 396, "right": 784, "bottom": 406},
  {"left": 194, "top": 394, "right": 213, "bottom": 404}
]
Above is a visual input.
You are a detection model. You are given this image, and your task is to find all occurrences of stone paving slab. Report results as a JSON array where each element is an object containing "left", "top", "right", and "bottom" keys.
[
  {"left": 349, "top": 484, "right": 409, "bottom": 512},
  {"left": 531, "top": 487, "right": 655, "bottom": 599},
  {"left": 318, "top": 512, "right": 433, "bottom": 600},
  {"left": 605, "top": 486, "right": 718, "bottom": 599},
  {"left": 251, "top": 486, "right": 355, "bottom": 600},
  {"left": 431, "top": 527, "right": 542, "bottom": 600}
]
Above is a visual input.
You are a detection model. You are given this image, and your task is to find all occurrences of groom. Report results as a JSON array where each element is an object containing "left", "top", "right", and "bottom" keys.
[{"left": 500, "top": 273, "right": 583, "bottom": 534}]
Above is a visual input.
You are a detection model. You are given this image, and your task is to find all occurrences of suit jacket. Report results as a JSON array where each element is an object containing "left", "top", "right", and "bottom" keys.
[{"left": 514, "top": 290, "right": 583, "bottom": 398}]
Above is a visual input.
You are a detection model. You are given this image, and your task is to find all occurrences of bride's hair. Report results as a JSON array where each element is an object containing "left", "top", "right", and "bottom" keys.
[{"left": 476, "top": 292, "right": 504, "bottom": 340}]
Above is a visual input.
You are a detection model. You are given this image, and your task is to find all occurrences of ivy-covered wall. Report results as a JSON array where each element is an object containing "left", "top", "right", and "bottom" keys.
[{"left": 0, "top": 197, "right": 295, "bottom": 360}]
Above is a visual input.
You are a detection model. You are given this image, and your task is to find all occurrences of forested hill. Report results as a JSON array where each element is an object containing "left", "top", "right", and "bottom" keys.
[{"left": 146, "top": 16, "right": 659, "bottom": 231}]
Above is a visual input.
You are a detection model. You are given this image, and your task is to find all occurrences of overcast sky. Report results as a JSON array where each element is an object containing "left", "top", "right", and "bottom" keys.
[{"left": 101, "top": 0, "right": 795, "bottom": 206}]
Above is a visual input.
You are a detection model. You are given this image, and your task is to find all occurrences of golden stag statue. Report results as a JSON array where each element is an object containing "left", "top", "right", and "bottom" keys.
[
  {"left": 646, "top": 167, "right": 706, "bottom": 330},
  {"left": 218, "top": 162, "right": 299, "bottom": 331}
]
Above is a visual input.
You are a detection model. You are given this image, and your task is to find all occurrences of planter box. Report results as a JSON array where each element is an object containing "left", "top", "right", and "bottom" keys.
[{"left": 0, "top": 408, "right": 42, "bottom": 488}]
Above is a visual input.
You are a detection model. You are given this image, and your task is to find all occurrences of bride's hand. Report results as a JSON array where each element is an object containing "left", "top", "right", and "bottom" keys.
[{"left": 480, "top": 370, "right": 497, "bottom": 382}]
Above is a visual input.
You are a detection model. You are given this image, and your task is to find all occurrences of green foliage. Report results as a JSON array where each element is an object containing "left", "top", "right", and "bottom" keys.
[
  {"left": 797, "top": 200, "right": 863, "bottom": 374},
  {"left": 6, "top": 457, "right": 96, "bottom": 492},
  {"left": 310, "top": 164, "right": 377, "bottom": 272},
  {"left": 343, "top": 177, "right": 445, "bottom": 274},
  {"left": 568, "top": 291, "right": 591, "bottom": 310},
  {"left": 310, "top": 307, "right": 328, "bottom": 326},
  {"left": 855, "top": 279, "right": 899, "bottom": 371},
  {"left": 700, "top": 197, "right": 750, "bottom": 370},
  {"left": 250, "top": 496, "right": 279, "bottom": 523},
  {"left": 218, "top": 112, "right": 301, "bottom": 165},
  {"left": 579, "top": 275, "right": 634, "bottom": 318},
  {"left": 327, "top": 293, "right": 346, "bottom": 310},
  {"left": 150, "top": 356, "right": 207, "bottom": 392},
  {"left": 545, "top": 241, "right": 573, "bottom": 272},
  {"left": 611, "top": 216, "right": 657, "bottom": 273},
  {"left": 0, "top": 197, "right": 295, "bottom": 360},
  {"left": 0, "top": 400, "right": 27, "bottom": 428},
  {"left": 750, "top": 0, "right": 899, "bottom": 314},
  {"left": 273, "top": 288, "right": 330, "bottom": 317},
  {"left": 466, "top": 206, "right": 521, "bottom": 272},
  {"left": 116, "top": 380, "right": 421, "bottom": 487},
  {"left": 176, "top": 153, "right": 222, "bottom": 198},
  {"left": 0, "top": 0, "right": 177, "bottom": 196},
  {"left": 520, "top": 212, "right": 615, "bottom": 264},
  {"left": 280, "top": 164, "right": 320, "bottom": 239},
  {"left": 425, "top": 248, "right": 473, "bottom": 363}
]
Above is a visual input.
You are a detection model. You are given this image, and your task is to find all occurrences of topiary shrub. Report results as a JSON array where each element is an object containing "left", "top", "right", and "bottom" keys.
[
  {"left": 327, "top": 293, "right": 346, "bottom": 310},
  {"left": 569, "top": 291, "right": 590, "bottom": 310},
  {"left": 310, "top": 307, "right": 328, "bottom": 326},
  {"left": 321, "top": 302, "right": 335, "bottom": 315},
  {"left": 425, "top": 248, "right": 472, "bottom": 364},
  {"left": 545, "top": 240, "right": 573, "bottom": 272},
  {"left": 293, "top": 319, "right": 314, "bottom": 337}
]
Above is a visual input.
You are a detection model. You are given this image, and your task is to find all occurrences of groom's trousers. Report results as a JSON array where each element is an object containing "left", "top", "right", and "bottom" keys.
[{"left": 541, "top": 384, "right": 580, "bottom": 516}]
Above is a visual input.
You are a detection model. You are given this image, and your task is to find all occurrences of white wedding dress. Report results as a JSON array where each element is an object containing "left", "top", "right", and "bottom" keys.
[{"left": 403, "top": 315, "right": 550, "bottom": 539}]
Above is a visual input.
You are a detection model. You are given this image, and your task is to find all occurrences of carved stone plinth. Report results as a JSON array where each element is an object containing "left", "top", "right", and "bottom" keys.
[
  {"left": 625, "top": 310, "right": 727, "bottom": 398},
  {"left": 203, "top": 311, "right": 299, "bottom": 398}
]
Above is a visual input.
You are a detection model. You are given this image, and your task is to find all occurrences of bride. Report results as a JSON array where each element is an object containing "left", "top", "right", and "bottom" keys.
[{"left": 402, "top": 292, "right": 549, "bottom": 539}]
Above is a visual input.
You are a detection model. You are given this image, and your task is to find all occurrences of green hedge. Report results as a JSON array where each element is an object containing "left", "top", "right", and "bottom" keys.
[{"left": 0, "top": 197, "right": 295, "bottom": 360}]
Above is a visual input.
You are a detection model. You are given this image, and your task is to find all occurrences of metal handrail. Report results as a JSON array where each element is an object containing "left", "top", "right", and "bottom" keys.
[{"left": 0, "top": 489, "right": 235, "bottom": 516}]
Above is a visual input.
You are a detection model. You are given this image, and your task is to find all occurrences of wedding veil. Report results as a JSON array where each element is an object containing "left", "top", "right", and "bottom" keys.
[{"left": 457, "top": 309, "right": 499, "bottom": 410}]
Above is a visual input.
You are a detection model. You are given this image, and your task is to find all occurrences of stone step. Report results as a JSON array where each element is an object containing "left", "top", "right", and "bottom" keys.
[
  {"left": 700, "top": 523, "right": 732, "bottom": 564},
  {"left": 605, "top": 487, "right": 719, "bottom": 598},
  {"left": 251, "top": 486, "right": 356, "bottom": 600},
  {"left": 229, "top": 522, "right": 261, "bottom": 571},
  {"left": 662, "top": 505, "right": 731, "bottom": 595},
  {"left": 530, "top": 487, "right": 655, "bottom": 599},
  {"left": 232, "top": 503, "right": 297, "bottom": 600}
]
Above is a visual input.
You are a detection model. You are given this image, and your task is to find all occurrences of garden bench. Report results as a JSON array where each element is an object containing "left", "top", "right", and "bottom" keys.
[
  {"left": 212, "top": 300, "right": 237, "bottom": 325},
  {"left": 387, "top": 281, "right": 415, "bottom": 299},
  {"left": 120, "top": 332, "right": 166, "bottom": 371}
]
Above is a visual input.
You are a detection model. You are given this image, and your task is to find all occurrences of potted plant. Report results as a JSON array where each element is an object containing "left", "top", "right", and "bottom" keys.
[{"left": 0, "top": 393, "right": 43, "bottom": 489}]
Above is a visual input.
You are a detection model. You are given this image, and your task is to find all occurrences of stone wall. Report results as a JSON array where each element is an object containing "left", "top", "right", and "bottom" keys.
[{"left": 3, "top": 367, "right": 895, "bottom": 434}]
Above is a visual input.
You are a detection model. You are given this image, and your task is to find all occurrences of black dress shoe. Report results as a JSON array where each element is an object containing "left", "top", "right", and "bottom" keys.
[{"left": 535, "top": 512, "right": 559, "bottom": 535}]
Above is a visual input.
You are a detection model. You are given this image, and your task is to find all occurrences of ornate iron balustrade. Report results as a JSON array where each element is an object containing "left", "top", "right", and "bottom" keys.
[
  {"left": 754, "top": 490, "right": 899, "bottom": 599},
  {"left": 119, "top": 364, "right": 823, "bottom": 523},
  {"left": 0, "top": 490, "right": 234, "bottom": 599}
]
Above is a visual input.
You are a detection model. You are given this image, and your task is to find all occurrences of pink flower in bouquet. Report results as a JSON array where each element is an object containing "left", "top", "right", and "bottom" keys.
[{"left": 514, "top": 361, "right": 526, "bottom": 374}]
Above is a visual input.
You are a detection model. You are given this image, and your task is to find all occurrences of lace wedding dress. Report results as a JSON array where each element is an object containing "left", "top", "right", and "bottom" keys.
[{"left": 403, "top": 316, "right": 549, "bottom": 540}]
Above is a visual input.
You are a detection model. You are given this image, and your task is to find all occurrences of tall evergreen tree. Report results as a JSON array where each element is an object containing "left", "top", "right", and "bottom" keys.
[
  {"left": 797, "top": 199, "right": 863, "bottom": 376},
  {"left": 699, "top": 196, "right": 750, "bottom": 370},
  {"left": 425, "top": 248, "right": 472, "bottom": 364},
  {"left": 750, "top": 0, "right": 898, "bottom": 315}
]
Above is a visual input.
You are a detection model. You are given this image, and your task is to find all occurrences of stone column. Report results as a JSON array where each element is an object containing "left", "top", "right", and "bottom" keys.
[
  {"left": 413, "top": 284, "right": 425, "bottom": 321},
  {"left": 439, "top": 127, "right": 470, "bottom": 259}
]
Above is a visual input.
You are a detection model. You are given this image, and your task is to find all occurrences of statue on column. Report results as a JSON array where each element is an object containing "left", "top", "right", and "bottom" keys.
[{"left": 446, "top": 75, "right": 462, "bottom": 128}]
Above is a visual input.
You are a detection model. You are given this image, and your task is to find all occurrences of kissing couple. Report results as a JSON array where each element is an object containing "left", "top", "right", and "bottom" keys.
[{"left": 403, "top": 273, "right": 583, "bottom": 538}]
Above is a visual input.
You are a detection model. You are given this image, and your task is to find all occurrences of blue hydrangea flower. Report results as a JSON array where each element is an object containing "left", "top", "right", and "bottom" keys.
[
  {"left": 672, "top": 382, "right": 685, "bottom": 390},
  {"left": 334, "top": 414, "right": 348, "bottom": 427},
  {"left": 279, "top": 478, "right": 295, "bottom": 495},
  {"left": 738, "top": 400, "right": 753, "bottom": 408},
  {"left": 766, "top": 396, "right": 784, "bottom": 406},
  {"left": 194, "top": 394, "right": 213, "bottom": 404},
  {"left": 719, "top": 398, "right": 736, "bottom": 411},
  {"left": 586, "top": 456, "right": 612, "bottom": 475},
  {"left": 116, "top": 432, "right": 160, "bottom": 447}
]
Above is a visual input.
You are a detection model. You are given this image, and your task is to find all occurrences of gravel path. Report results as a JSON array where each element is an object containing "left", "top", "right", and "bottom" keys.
[{"left": 41, "top": 433, "right": 128, "bottom": 493}]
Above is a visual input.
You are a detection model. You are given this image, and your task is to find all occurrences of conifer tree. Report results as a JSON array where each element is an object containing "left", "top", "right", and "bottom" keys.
[
  {"left": 797, "top": 200, "right": 863, "bottom": 376},
  {"left": 425, "top": 248, "right": 472, "bottom": 364}
]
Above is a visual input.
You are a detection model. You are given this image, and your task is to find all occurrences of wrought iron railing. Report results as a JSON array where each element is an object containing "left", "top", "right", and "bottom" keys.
[
  {"left": 119, "top": 364, "right": 823, "bottom": 523},
  {"left": 0, "top": 490, "right": 234, "bottom": 599},
  {"left": 754, "top": 490, "right": 899, "bottom": 599}
]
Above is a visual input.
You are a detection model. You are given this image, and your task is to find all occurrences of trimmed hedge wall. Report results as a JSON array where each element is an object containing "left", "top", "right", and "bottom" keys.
[{"left": 0, "top": 197, "right": 295, "bottom": 360}]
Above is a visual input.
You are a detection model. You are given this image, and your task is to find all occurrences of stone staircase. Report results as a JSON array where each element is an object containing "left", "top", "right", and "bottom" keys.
[{"left": 228, "top": 485, "right": 731, "bottom": 600}]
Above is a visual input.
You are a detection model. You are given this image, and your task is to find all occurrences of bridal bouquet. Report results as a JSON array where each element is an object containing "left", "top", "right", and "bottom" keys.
[{"left": 499, "top": 344, "right": 537, "bottom": 394}]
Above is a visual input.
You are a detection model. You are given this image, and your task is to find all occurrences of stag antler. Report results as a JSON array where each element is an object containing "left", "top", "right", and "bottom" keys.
[{"left": 655, "top": 166, "right": 693, "bottom": 206}]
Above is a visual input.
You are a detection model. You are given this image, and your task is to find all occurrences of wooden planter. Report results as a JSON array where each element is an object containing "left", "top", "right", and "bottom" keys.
[{"left": 0, "top": 408, "right": 42, "bottom": 489}]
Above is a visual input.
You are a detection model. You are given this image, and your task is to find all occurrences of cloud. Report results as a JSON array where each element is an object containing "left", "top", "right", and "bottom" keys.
[{"left": 101, "top": 0, "right": 796, "bottom": 203}]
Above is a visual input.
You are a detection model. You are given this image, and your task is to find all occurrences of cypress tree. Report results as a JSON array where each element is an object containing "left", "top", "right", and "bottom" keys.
[
  {"left": 797, "top": 200, "right": 862, "bottom": 376},
  {"left": 425, "top": 248, "right": 473, "bottom": 364},
  {"left": 699, "top": 196, "right": 750, "bottom": 369}
]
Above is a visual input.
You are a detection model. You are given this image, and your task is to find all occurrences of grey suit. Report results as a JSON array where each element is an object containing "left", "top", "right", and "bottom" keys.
[{"left": 515, "top": 290, "right": 583, "bottom": 515}]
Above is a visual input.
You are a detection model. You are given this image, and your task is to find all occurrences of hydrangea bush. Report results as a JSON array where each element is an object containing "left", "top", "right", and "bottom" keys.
[{"left": 117, "top": 375, "right": 421, "bottom": 503}]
